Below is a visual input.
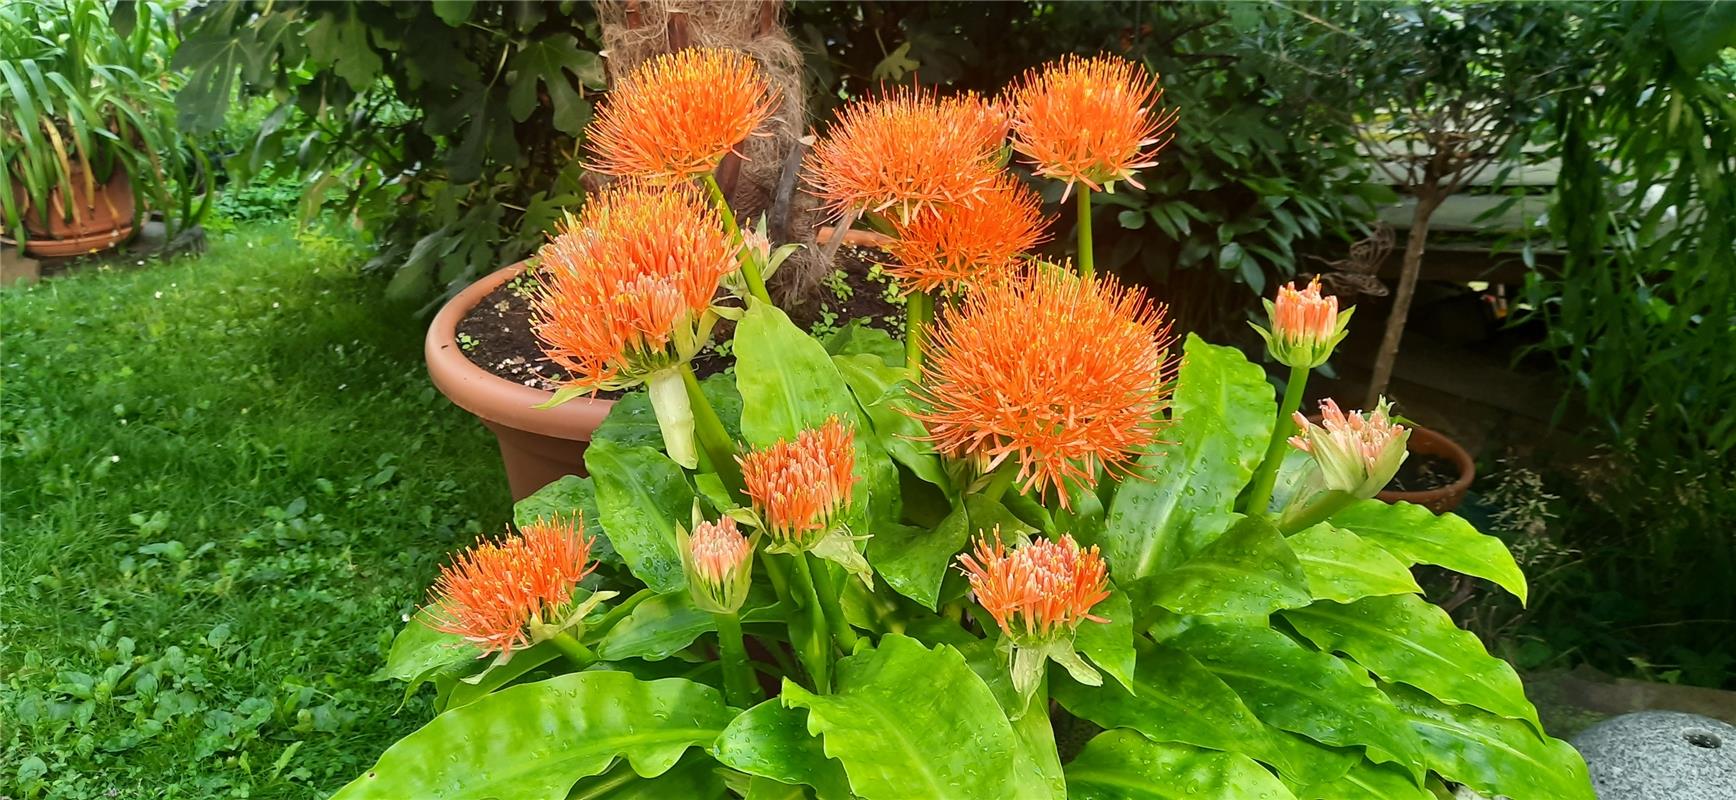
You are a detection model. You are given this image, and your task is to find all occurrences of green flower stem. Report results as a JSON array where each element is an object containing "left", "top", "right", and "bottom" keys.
[
  {"left": 712, "top": 610, "right": 761, "bottom": 707},
  {"left": 1244, "top": 364, "right": 1309, "bottom": 517},
  {"left": 904, "top": 290, "right": 933, "bottom": 379},
  {"left": 1278, "top": 489, "right": 1357, "bottom": 535},
  {"left": 760, "top": 552, "right": 823, "bottom": 690},
  {"left": 805, "top": 552, "right": 860, "bottom": 654},
  {"left": 702, "top": 172, "right": 772, "bottom": 305},
  {"left": 546, "top": 630, "right": 595, "bottom": 669},
  {"left": 1076, "top": 188, "right": 1095, "bottom": 279},
  {"left": 680, "top": 361, "right": 742, "bottom": 492},
  {"left": 588, "top": 588, "right": 652, "bottom": 638},
  {"left": 978, "top": 461, "right": 1019, "bottom": 504},
  {"left": 786, "top": 551, "right": 833, "bottom": 692}
]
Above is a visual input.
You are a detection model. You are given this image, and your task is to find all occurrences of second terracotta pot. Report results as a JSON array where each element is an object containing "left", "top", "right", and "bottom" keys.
[
  {"left": 426, "top": 260, "right": 614, "bottom": 501},
  {"left": 12, "top": 163, "right": 137, "bottom": 258},
  {"left": 1378, "top": 425, "right": 1475, "bottom": 514}
]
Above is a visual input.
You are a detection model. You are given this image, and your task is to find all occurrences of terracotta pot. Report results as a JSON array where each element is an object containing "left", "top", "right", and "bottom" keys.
[
  {"left": 817, "top": 226, "right": 895, "bottom": 250},
  {"left": 12, "top": 164, "right": 136, "bottom": 258},
  {"left": 426, "top": 260, "right": 615, "bottom": 501},
  {"left": 1378, "top": 425, "right": 1475, "bottom": 514}
]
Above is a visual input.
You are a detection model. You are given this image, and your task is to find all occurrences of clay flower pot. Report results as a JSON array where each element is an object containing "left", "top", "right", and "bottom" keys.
[
  {"left": 11, "top": 163, "right": 137, "bottom": 258},
  {"left": 1378, "top": 425, "right": 1475, "bottom": 514},
  {"left": 426, "top": 260, "right": 614, "bottom": 501}
]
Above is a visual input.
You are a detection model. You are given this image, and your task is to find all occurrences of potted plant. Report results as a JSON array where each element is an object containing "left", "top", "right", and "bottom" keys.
[
  {"left": 352, "top": 54, "right": 1589, "bottom": 800},
  {"left": 0, "top": 0, "right": 208, "bottom": 258}
]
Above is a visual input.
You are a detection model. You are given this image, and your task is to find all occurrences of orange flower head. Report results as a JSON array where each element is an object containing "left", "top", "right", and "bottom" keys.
[
  {"left": 884, "top": 172, "right": 1050, "bottom": 295},
  {"left": 804, "top": 86, "right": 1006, "bottom": 221},
  {"left": 586, "top": 48, "right": 777, "bottom": 183},
  {"left": 909, "top": 266, "right": 1173, "bottom": 507},
  {"left": 427, "top": 517, "right": 596, "bottom": 657},
  {"left": 689, "top": 516, "right": 752, "bottom": 591},
  {"left": 737, "top": 417, "right": 857, "bottom": 547},
  {"left": 531, "top": 184, "right": 735, "bottom": 391},
  {"left": 1007, "top": 54, "right": 1177, "bottom": 200},
  {"left": 958, "top": 531, "right": 1110, "bottom": 643},
  {"left": 1255, "top": 276, "right": 1349, "bottom": 369}
]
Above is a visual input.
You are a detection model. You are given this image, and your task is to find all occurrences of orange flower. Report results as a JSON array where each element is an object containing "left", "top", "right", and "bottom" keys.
[
  {"left": 909, "top": 266, "right": 1172, "bottom": 507},
  {"left": 689, "top": 517, "right": 752, "bottom": 591},
  {"left": 804, "top": 86, "right": 1006, "bottom": 221},
  {"left": 884, "top": 172, "right": 1050, "bottom": 295},
  {"left": 531, "top": 184, "right": 734, "bottom": 391},
  {"left": 586, "top": 48, "right": 776, "bottom": 183},
  {"left": 1255, "top": 276, "right": 1350, "bottom": 369},
  {"left": 738, "top": 417, "right": 857, "bottom": 547},
  {"left": 958, "top": 531, "right": 1110, "bottom": 642},
  {"left": 427, "top": 517, "right": 596, "bottom": 657},
  {"left": 1007, "top": 54, "right": 1177, "bottom": 199}
]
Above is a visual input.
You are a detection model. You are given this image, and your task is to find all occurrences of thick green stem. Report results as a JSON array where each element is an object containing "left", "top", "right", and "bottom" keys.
[
  {"left": 761, "top": 552, "right": 824, "bottom": 690},
  {"left": 646, "top": 368, "right": 698, "bottom": 469},
  {"left": 546, "top": 630, "right": 595, "bottom": 669},
  {"left": 1076, "top": 189, "right": 1095, "bottom": 279},
  {"left": 787, "top": 552, "right": 833, "bottom": 692},
  {"left": 702, "top": 172, "right": 772, "bottom": 305},
  {"left": 978, "top": 462, "right": 1019, "bottom": 504},
  {"left": 904, "top": 290, "right": 932, "bottom": 379},
  {"left": 1279, "top": 490, "right": 1356, "bottom": 535},
  {"left": 805, "top": 552, "right": 860, "bottom": 654},
  {"left": 712, "top": 611, "right": 761, "bottom": 707},
  {"left": 680, "top": 361, "right": 742, "bottom": 492},
  {"left": 1244, "top": 365, "right": 1310, "bottom": 517},
  {"left": 589, "top": 589, "right": 652, "bottom": 638}
]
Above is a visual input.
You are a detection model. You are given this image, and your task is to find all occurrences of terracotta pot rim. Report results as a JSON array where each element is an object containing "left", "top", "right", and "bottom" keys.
[
  {"left": 15, "top": 223, "right": 137, "bottom": 258},
  {"left": 1377, "top": 424, "right": 1475, "bottom": 505},
  {"left": 425, "top": 260, "right": 614, "bottom": 440}
]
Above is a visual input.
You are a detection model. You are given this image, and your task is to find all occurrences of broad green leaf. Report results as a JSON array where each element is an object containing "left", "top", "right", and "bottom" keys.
[
  {"left": 1263, "top": 729, "right": 1361, "bottom": 788},
  {"left": 735, "top": 302, "right": 900, "bottom": 532},
  {"left": 1383, "top": 683, "right": 1595, "bottom": 800},
  {"left": 1285, "top": 594, "right": 1541, "bottom": 733},
  {"left": 331, "top": 672, "right": 735, "bottom": 799},
  {"left": 593, "top": 375, "right": 743, "bottom": 452},
  {"left": 1102, "top": 335, "right": 1274, "bottom": 600},
  {"left": 514, "top": 474, "right": 619, "bottom": 566},
  {"left": 834, "top": 353, "right": 950, "bottom": 494},
  {"left": 585, "top": 439, "right": 693, "bottom": 594},
  {"left": 444, "top": 643, "right": 560, "bottom": 710},
  {"left": 430, "top": 0, "right": 476, "bottom": 26},
  {"left": 1287, "top": 523, "right": 1421, "bottom": 602},
  {"left": 378, "top": 612, "right": 477, "bottom": 685},
  {"left": 743, "top": 777, "right": 808, "bottom": 800},
  {"left": 1150, "top": 516, "right": 1310, "bottom": 617},
  {"left": 566, "top": 751, "right": 728, "bottom": 799},
  {"left": 956, "top": 640, "right": 1067, "bottom": 799},
  {"left": 1170, "top": 623, "right": 1428, "bottom": 778},
  {"left": 821, "top": 320, "right": 903, "bottom": 366},
  {"left": 597, "top": 586, "right": 780, "bottom": 662},
  {"left": 1330, "top": 500, "right": 1527, "bottom": 603},
  {"left": 1064, "top": 730, "right": 1298, "bottom": 800},
  {"left": 1291, "top": 759, "right": 1430, "bottom": 800},
  {"left": 781, "top": 635, "right": 1060, "bottom": 800},
  {"left": 1073, "top": 585, "right": 1135, "bottom": 692},
  {"left": 506, "top": 34, "right": 603, "bottom": 133},
  {"left": 712, "top": 700, "right": 853, "bottom": 800},
  {"left": 870, "top": 513, "right": 964, "bottom": 611},
  {"left": 304, "top": 12, "right": 382, "bottom": 91}
]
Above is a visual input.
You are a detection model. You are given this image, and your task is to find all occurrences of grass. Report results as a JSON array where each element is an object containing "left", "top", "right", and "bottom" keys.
[{"left": 1, "top": 222, "right": 511, "bottom": 799}]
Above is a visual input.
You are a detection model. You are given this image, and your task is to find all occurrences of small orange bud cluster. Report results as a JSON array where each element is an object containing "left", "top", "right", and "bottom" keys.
[
  {"left": 738, "top": 417, "right": 858, "bottom": 548},
  {"left": 958, "top": 531, "right": 1110, "bottom": 643},
  {"left": 427, "top": 518, "right": 596, "bottom": 657}
]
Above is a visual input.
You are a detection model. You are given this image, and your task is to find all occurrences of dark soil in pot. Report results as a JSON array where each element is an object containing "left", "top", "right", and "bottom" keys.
[
  {"left": 1386, "top": 452, "right": 1460, "bottom": 493},
  {"left": 454, "top": 244, "right": 905, "bottom": 396}
]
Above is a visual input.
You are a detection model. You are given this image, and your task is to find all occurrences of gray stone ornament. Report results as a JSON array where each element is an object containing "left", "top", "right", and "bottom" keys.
[{"left": 1573, "top": 711, "right": 1736, "bottom": 799}]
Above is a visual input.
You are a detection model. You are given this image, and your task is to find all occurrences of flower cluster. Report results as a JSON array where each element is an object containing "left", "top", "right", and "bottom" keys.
[
  {"left": 1290, "top": 397, "right": 1410, "bottom": 497},
  {"left": 738, "top": 417, "right": 858, "bottom": 548},
  {"left": 1254, "top": 276, "right": 1351, "bottom": 369},
  {"left": 586, "top": 48, "right": 776, "bottom": 184},
  {"left": 884, "top": 172, "right": 1049, "bottom": 296},
  {"left": 959, "top": 531, "right": 1110, "bottom": 644},
  {"left": 426, "top": 517, "right": 596, "bottom": 657},
  {"left": 683, "top": 516, "right": 754, "bottom": 614},
  {"left": 1007, "top": 54, "right": 1177, "bottom": 200},
  {"left": 803, "top": 86, "right": 1007, "bottom": 221}
]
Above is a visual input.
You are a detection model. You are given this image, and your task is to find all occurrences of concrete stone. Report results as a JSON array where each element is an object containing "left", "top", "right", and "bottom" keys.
[
  {"left": 1573, "top": 710, "right": 1736, "bottom": 799},
  {"left": 1, "top": 244, "right": 41, "bottom": 286}
]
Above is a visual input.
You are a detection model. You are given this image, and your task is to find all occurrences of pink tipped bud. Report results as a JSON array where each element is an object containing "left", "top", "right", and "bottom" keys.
[
  {"left": 1254, "top": 277, "right": 1350, "bottom": 369},
  {"left": 683, "top": 517, "right": 754, "bottom": 613},
  {"left": 1289, "top": 397, "right": 1410, "bottom": 497}
]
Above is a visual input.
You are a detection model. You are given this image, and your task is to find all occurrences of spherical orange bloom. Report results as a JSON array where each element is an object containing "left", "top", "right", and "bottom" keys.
[
  {"left": 884, "top": 172, "right": 1050, "bottom": 295},
  {"left": 586, "top": 48, "right": 776, "bottom": 183},
  {"left": 531, "top": 184, "right": 735, "bottom": 391},
  {"left": 427, "top": 517, "right": 596, "bottom": 657},
  {"left": 804, "top": 86, "right": 1006, "bottom": 221},
  {"left": 909, "top": 266, "right": 1172, "bottom": 507},
  {"left": 737, "top": 417, "right": 857, "bottom": 547},
  {"left": 1006, "top": 54, "right": 1177, "bottom": 200},
  {"left": 958, "top": 531, "right": 1110, "bottom": 642}
]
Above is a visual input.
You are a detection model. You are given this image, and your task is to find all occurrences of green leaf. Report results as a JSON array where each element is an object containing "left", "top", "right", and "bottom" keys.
[
  {"left": 1284, "top": 594, "right": 1541, "bottom": 734},
  {"left": 597, "top": 586, "right": 780, "bottom": 662},
  {"left": 956, "top": 640, "right": 1068, "bottom": 799},
  {"left": 735, "top": 302, "right": 899, "bottom": 532},
  {"left": 1287, "top": 523, "right": 1421, "bottom": 603},
  {"left": 1330, "top": 500, "right": 1527, "bottom": 603},
  {"left": 712, "top": 700, "right": 853, "bottom": 800},
  {"left": 1291, "top": 759, "right": 1431, "bottom": 800},
  {"left": 1150, "top": 515, "right": 1310, "bottom": 617},
  {"left": 514, "top": 474, "right": 620, "bottom": 566},
  {"left": 444, "top": 643, "right": 560, "bottom": 710},
  {"left": 568, "top": 753, "right": 728, "bottom": 799},
  {"left": 331, "top": 672, "right": 735, "bottom": 799},
  {"left": 1170, "top": 623, "right": 1428, "bottom": 779},
  {"left": 507, "top": 34, "right": 602, "bottom": 134},
  {"left": 1383, "top": 683, "right": 1595, "bottom": 800},
  {"left": 1102, "top": 335, "right": 1274, "bottom": 600},
  {"left": 430, "top": 0, "right": 476, "bottom": 26},
  {"left": 304, "top": 12, "right": 382, "bottom": 91},
  {"left": 1073, "top": 584, "right": 1135, "bottom": 692},
  {"left": 1064, "top": 730, "right": 1298, "bottom": 800},
  {"left": 834, "top": 353, "right": 950, "bottom": 494},
  {"left": 595, "top": 375, "right": 743, "bottom": 451},
  {"left": 870, "top": 513, "right": 965, "bottom": 611},
  {"left": 377, "top": 612, "right": 477, "bottom": 685},
  {"left": 585, "top": 439, "right": 693, "bottom": 594},
  {"left": 822, "top": 320, "right": 903, "bottom": 366},
  {"left": 781, "top": 635, "right": 1061, "bottom": 800}
]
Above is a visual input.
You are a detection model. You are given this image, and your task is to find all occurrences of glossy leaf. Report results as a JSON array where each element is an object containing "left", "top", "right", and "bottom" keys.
[
  {"left": 1150, "top": 515, "right": 1310, "bottom": 617},
  {"left": 712, "top": 700, "right": 853, "bottom": 800},
  {"left": 822, "top": 319, "right": 904, "bottom": 366},
  {"left": 870, "top": 512, "right": 966, "bottom": 611},
  {"left": 585, "top": 439, "right": 692, "bottom": 594},
  {"left": 331, "top": 672, "right": 736, "bottom": 800},
  {"left": 1073, "top": 584, "right": 1136, "bottom": 692},
  {"left": 1170, "top": 623, "right": 1428, "bottom": 778},
  {"left": 1383, "top": 683, "right": 1595, "bottom": 800},
  {"left": 1287, "top": 523, "right": 1421, "bottom": 602},
  {"left": 566, "top": 752, "right": 728, "bottom": 799},
  {"left": 1330, "top": 500, "right": 1527, "bottom": 604},
  {"left": 834, "top": 353, "right": 950, "bottom": 494},
  {"left": 1063, "top": 730, "right": 1298, "bottom": 800},
  {"left": 593, "top": 375, "right": 743, "bottom": 452},
  {"left": 444, "top": 642, "right": 560, "bottom": 710},
  {"left": 597, "top": 586, "right": 781, "bottom": 662},
  {"left": 379, "top": 612, "right": 477, "bottom": 685},
  {"left": 1291, "top": 759, "right": 1431, "bottom": 800},
  {"left": 956, "top": 639, "right": 1068, "bottom": 798},
  {"left": 1285, "top": 594, "right": 1542, "bottom": 734},
  {"left": 1102, "top": 335, "right": 1274, "bottom": 599},
  {"left": 514, "top": 474, "right": 620, "bottom": 567},
  {"left": 781, "top": 634, "right": 1060, "bottom": 800}
]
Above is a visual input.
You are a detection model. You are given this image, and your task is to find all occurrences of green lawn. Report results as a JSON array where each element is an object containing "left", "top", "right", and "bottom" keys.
[{"left": 1, "top": 223, "right": 511, "bottom": 799}]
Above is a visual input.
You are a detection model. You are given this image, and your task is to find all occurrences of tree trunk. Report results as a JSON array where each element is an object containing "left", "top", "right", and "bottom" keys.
[{"left": 1365, "top": 187, "right": 1440, "bottom": 409}]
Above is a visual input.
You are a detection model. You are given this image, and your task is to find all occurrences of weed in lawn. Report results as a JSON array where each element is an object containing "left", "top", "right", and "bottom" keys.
[{"left": 1, "top": 223, "right": 510, "bottom": 799}]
